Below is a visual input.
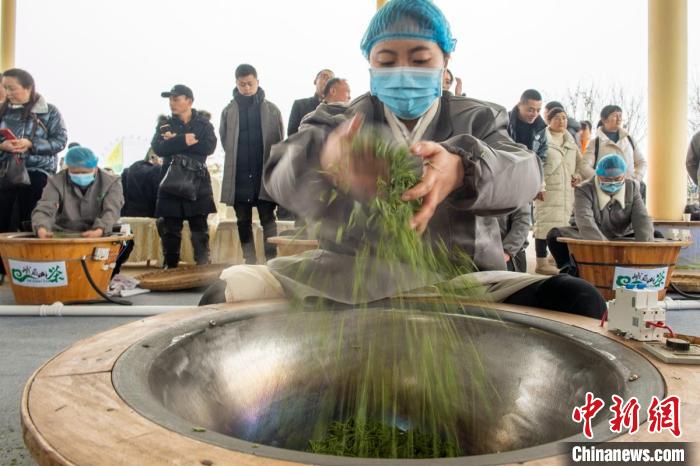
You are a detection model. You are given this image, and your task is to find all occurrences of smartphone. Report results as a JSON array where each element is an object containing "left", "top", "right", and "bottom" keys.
[{"left": 0, "top": 128, "right": 17, "bottom": 141}]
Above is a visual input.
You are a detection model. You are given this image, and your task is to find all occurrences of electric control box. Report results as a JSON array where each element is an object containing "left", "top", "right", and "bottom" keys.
[{"left": 606, "top": 286, "right": 666, "bottom": 341}]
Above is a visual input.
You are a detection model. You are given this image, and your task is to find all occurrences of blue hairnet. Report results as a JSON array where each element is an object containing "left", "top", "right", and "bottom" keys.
[
  {"left": 360, "top": 0, "right": 457, "bottom": 59},
  {"left": 64, "top": 146, "right": 98, "bottom": 169},
  {"left": 596, "top": 154, "right": 627, "bottom": 177}
]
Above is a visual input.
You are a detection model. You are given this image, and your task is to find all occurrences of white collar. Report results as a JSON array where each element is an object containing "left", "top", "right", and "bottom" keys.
[
  {"left": 383, "top": 99, "right": 440, "bottom": 146},
  {"left": 595, "top": 177, "right": 626, "bottom": 210}
]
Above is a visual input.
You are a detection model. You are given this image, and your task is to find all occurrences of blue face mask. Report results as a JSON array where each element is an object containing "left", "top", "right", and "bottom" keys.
[
  {"left": 599, "top": 180, "right": 624, "bottom": 194},
  {"left": 369, "top": 67, "right": 443, "bottom": 120},
  {"left": 69, "top": 172, "right": 96, "bottom": 187}
]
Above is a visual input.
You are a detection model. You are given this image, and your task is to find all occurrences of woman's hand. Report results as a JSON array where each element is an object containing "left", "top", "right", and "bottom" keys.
[
  {"left": 534, "top": 191, "right": 545, "bottom": 201},
  {"left": 81, "top": 228, "right": 104, "bottom": 238},
  {"left": 0, "top": 140, "right": 15, "bottom": 152},
  {"left": 36, "top": 227, "right": 53, "bottom": 239},
  {"left": 10, "top": 138, "right": 32, "bottom": 153},
  {"left": 320, "top": 113, "right": 388, "bottom": 201},
  {"left": 571, "top": 174, "right": 582, "bottom": 187},
  {"left": 401, "top": 142, "right": 465, "bottom": 233}
]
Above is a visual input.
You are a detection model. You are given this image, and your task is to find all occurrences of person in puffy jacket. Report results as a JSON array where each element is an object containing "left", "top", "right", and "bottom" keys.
[
  {"left": 532, "top": 107, "right": 593, "bottom": 275},
  {"left": 0, "top": 68, "right": 67, "bottom": 280},
  {"left": 151, "top": 84, "right": 217, "bottom": 269}
]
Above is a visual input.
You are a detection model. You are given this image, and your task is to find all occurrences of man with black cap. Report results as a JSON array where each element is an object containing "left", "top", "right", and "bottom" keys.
[{"left": 151, "top": 84, "right": 217, "bottom": 269}]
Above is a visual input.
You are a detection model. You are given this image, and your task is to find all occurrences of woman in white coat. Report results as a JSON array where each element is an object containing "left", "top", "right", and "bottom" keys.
[
  {"left": 583, "top": 105, "right": 646, "bottom": 185},
  {"left": 533, "top": 107, "right": 594, "bottom": 274}
]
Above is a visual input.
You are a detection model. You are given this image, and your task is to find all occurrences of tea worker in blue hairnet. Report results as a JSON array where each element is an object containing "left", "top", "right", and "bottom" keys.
[
  {"left": 547, "top": 153, "right": 655, "bottom": 269},
  {"left": 32, "top": 146, "right": 124, "bottom": 239},
  {"left": 203, "top": 0, "right": 606, "bottom": 319}
]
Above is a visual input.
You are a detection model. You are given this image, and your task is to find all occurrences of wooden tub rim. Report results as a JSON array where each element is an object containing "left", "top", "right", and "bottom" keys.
[
  {"left": 0, "top": 231, "right": 133, "bottom": 245},
  {"left": 557, "top": 237, "right": 692, "bottom": 248}
]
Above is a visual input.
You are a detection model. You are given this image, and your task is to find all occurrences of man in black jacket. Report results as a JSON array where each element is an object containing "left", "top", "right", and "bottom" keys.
[
  {"left": 287, "top": 69, "right": 334, "bottom": 136},
  {"left": 507, "top": 88, "right": 547, "bottom": 160},
  {"left": 151, "top": 84, "right": 217, "bottom": 268}
]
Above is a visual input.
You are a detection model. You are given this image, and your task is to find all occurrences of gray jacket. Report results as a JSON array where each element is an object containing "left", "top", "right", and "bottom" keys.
[
  {"left": 263, "top": 93, "right": 542, "bottom": 303},
  {"left": 31, "top": 169, "right": 124, "bottom": 234},
  {"left": 498, "top": 204, "right": 531, "bottom": 258},
  {"left": 572, "top": 178, "right": 653, "bottom": 241},
  {"left": 686, "top": 131, "right": 700, "bottom": 186},
  {"left": 219, "top": 92, "right": 284, "bottom": 204}
]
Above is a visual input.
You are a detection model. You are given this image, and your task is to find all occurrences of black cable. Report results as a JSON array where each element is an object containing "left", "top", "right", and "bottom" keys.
[
  {"left": 669, "top": 282, "right": 700, "bottom": 300},
  {"left": 80, "top": 257, "right": 132, "bottom": 306}
]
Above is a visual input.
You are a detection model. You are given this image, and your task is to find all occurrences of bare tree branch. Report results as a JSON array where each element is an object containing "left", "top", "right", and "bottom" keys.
[{"left": 563, "top": 81, "right": 645, "bottom": 142}]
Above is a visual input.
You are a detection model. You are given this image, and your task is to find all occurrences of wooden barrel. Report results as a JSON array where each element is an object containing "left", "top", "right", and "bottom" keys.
[
  {"left": 0, "top": 232, "right": 133, "bottom": 304},
  {"left": 267, "top": 236, "right": 319, "bottom": 257},
  {"left": 557, "top": 238, "right": 691, "bottom": 300}
]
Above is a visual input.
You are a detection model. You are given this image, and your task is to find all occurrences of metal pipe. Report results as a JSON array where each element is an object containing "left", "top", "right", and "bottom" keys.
[
  {"left": 0, "top": 303, "right": 190, "bottom": 317},
  {"left": 661, "top": 299, "right": 700, "bottom": 311}
]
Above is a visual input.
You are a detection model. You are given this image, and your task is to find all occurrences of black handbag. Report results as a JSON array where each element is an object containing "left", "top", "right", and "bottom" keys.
[
  {"left": 158, "top": 154, "right": 206, "bottom": 201},
  {"left": 0, "top": 153, "right": 30, "bottom": 189}
]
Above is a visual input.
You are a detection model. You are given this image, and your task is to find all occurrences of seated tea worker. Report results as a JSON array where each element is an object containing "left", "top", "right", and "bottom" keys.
[
  {"left": 200, "top": 0, "right": 606, "bottom": 319},
  {"left": 546, "top": 153, "right": 659, "bottom": 271},
  {"left": 31, "top": 146, "right": 129, "bottom": 272}
]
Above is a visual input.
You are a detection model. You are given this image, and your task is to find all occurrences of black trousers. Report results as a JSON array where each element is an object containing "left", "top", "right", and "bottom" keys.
[
  {"left": 199, "top": 279, "right": 227, "bottom": 305},
  {"left": 157, "top": 215, "right": 209, "bottom": 268},
  {"left": 546, "top": 228, "right": 572, "bottom": 268},
  {"left": 234, "top": 200, "right": 277, "bottom": 263},
  {"left": 200, "top": 273, "right": 607, "bottom": 319},
  {"left": 535, "top": 238, "right": 548, "bottom": 258},
  {"left": 112, "top": 240, "right": 134, "bottom": 276},
  {"left": 506, "top": 249, "right": 527, "bottom": 272},
  {"left": 0, "top": 171, "right": 47, "bottom": 275},
  {"left": 504, "top": 274, "right": 606, "bottom": 319}
]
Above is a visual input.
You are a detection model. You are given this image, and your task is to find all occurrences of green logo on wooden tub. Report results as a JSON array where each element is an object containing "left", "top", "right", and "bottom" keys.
[
  {"left": 613, "top": 266, "right": 668, "bottom": 291},
  {"left": 8, "top": 260, "right": 68, "bottom": 288}
]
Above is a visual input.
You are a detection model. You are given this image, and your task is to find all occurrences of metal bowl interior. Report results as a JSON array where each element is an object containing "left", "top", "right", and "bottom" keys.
[{"left": 114, "top": 302, "right": 665, "bottom": 465}]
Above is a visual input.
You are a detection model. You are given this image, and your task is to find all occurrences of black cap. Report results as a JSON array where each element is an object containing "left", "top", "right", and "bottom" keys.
[{"left": 161, "top": 84, "right": 194, "bottom": 100}]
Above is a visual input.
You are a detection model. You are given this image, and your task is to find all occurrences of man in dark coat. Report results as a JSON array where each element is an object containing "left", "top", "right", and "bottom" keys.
[
  {"left": 287, "top": 68, "right": 334, "bottom": 137},
  {"left": 220, "top": 65, "right": 284, "bottom": 263},
  {"left": 500, "top": 88, "right": 548, "bottom": 273},
  {"left": 121, "top": 149, "right": 161, "bottom": 218},
  {"left": 151, "top": 84, "right": 217, "bottom": 268}
]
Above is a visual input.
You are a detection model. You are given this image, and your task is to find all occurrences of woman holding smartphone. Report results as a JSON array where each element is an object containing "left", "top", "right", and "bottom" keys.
[{"left": 0, "top": 68, "right": 67, "bottom": 282}]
